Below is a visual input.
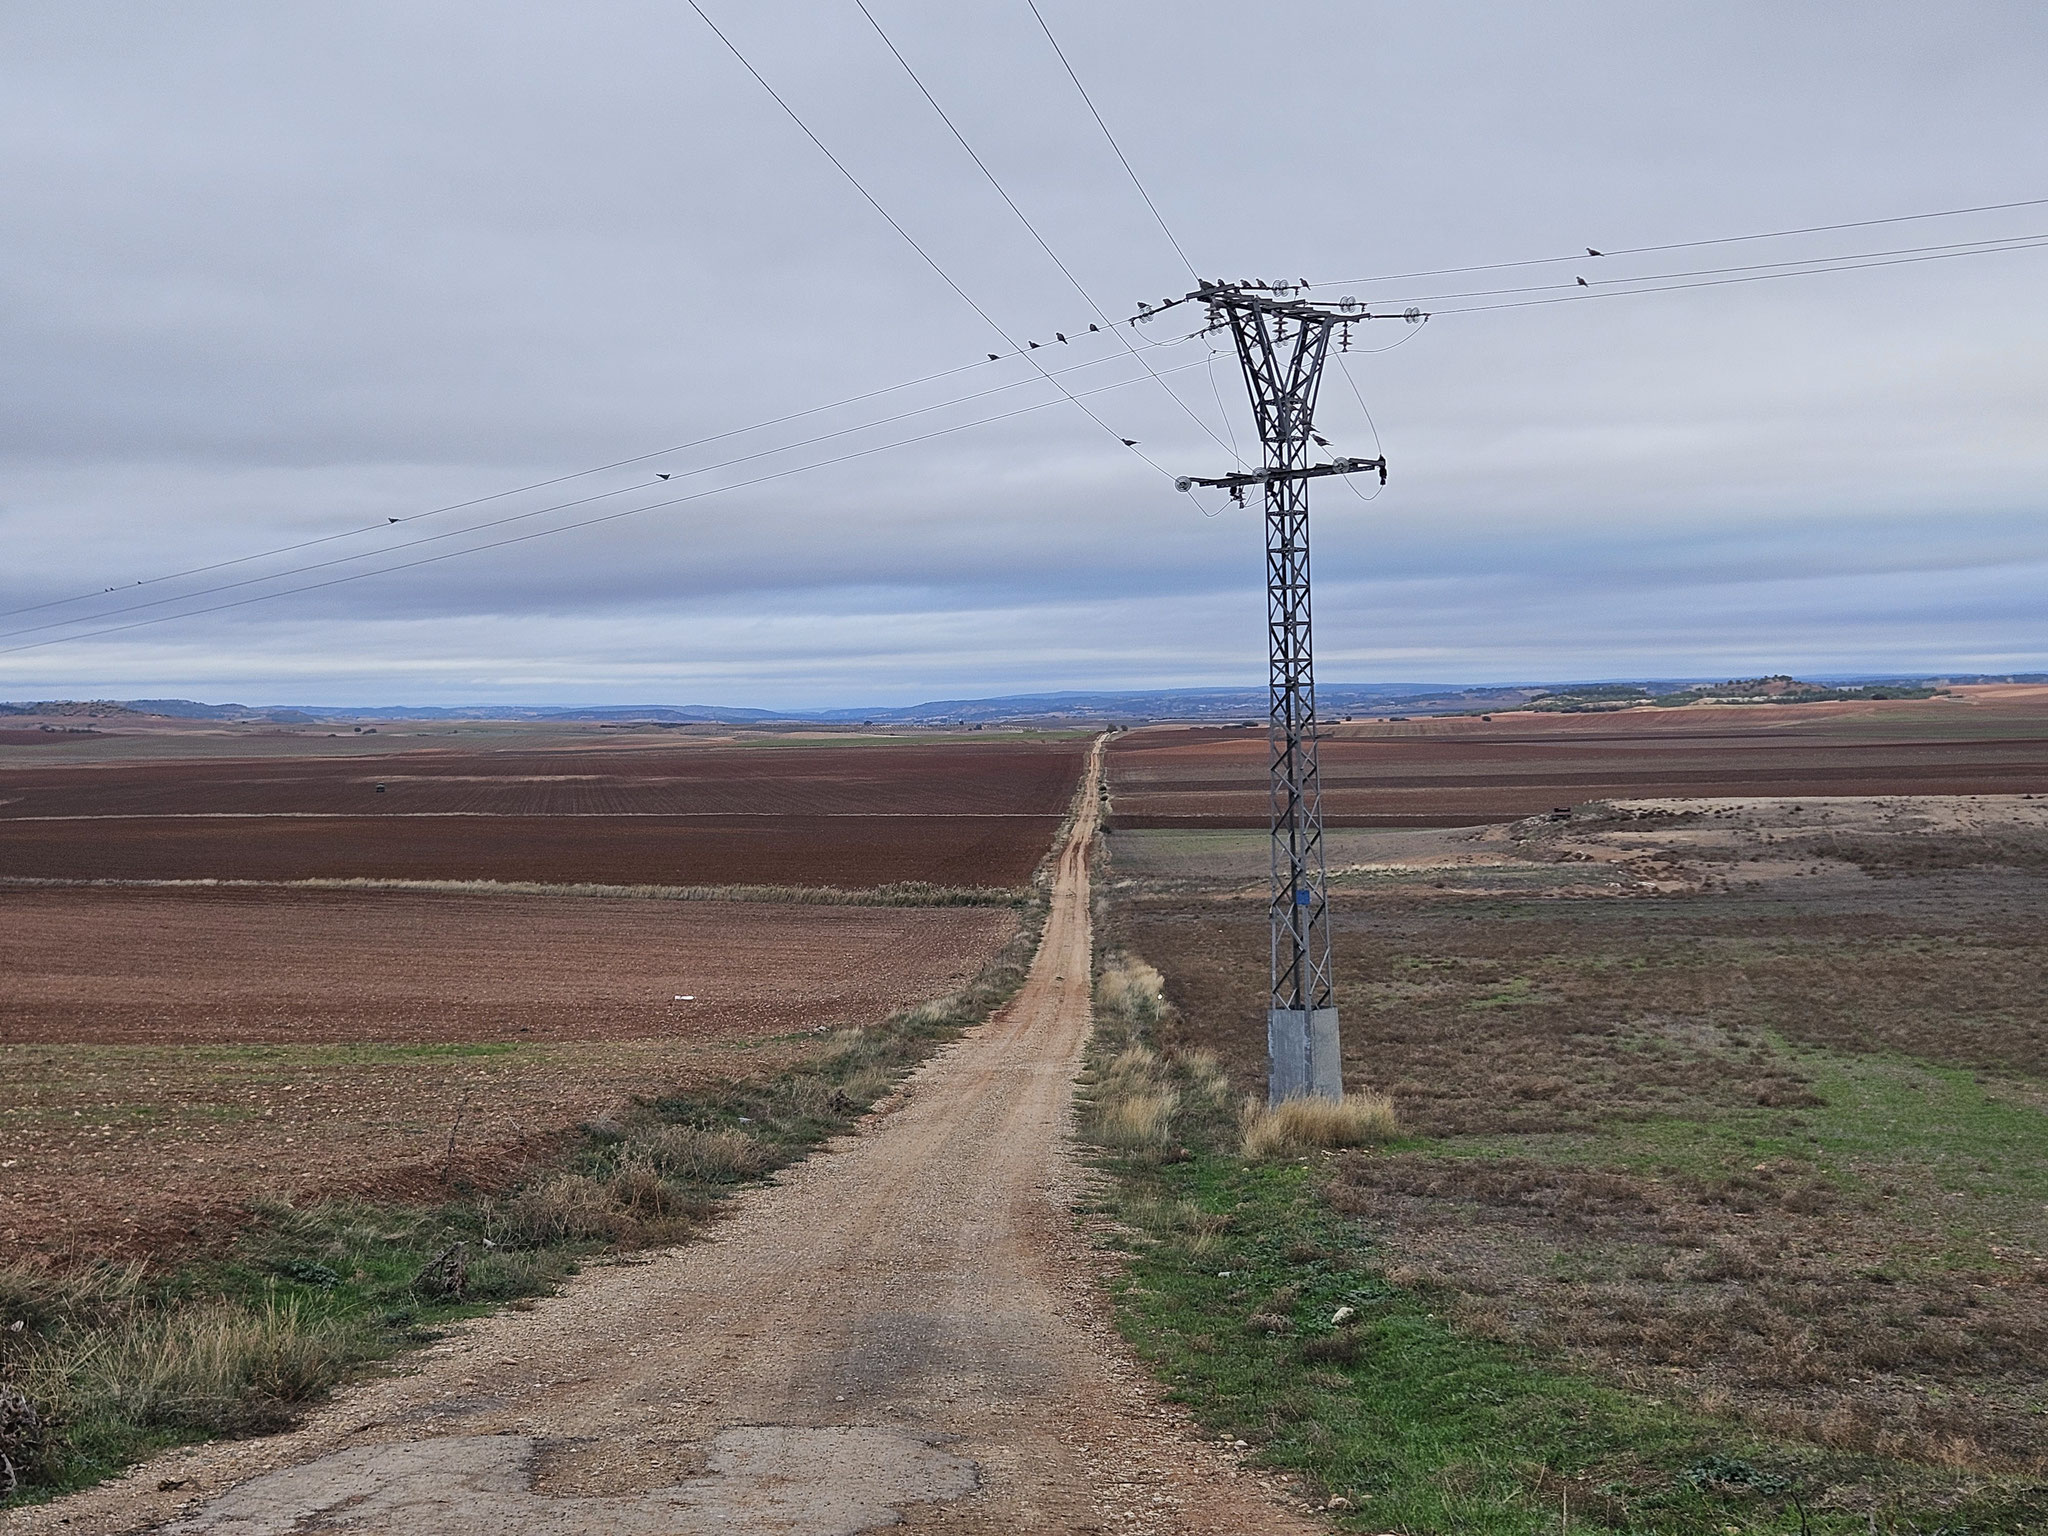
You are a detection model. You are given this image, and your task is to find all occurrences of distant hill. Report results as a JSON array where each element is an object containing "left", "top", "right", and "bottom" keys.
[
  {"left": 0, "top": 699, "right": 148, "bottom": 719},
  {"left": 5, "top": 674, "right": 2041, "bottom": 728},
  {"left": 1528, "top": 674, "right": 1954, "bottom": 713}
]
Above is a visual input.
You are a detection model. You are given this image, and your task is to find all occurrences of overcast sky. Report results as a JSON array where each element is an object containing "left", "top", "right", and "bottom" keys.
[{"left": 2, "top": 2, "right": 2045, "bottom": 707}]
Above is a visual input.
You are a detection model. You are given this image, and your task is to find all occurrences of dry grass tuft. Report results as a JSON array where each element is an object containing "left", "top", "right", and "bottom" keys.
[
  {"left": 501, "top": 1172, "right": 622, "bottom": 1247},
  {"left": 1079, "top": 955, "right": 1239, "bottom": 1161},
  {"left": 84, "top": 1297, "right": 349, "bottom": 1437},
  {"left": 1241, "top": 1092, "right": 1402, "bottom": 1158},
  {"left": 1093, "top": 1087, "right": 1183, "bottom": 1152},
  {"left": 638, "top": 1125, "right": 776, "bottom": 1184}
]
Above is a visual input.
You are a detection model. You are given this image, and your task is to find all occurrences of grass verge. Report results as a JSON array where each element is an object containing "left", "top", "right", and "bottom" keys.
[
  {"left": 0, "top": 899, "right": 1045, "bottom": 1507},
  {"left": 1076, "top": 950, "right": 2048, "bottom": 1534}
]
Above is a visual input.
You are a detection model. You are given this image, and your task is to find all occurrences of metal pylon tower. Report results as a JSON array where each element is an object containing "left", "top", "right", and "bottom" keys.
[{"left": 1175, "top": 281, "right": 1390, "bottom": 1102}]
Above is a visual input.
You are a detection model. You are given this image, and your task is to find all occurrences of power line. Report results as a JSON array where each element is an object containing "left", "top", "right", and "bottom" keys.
[
  {"left": 0, "top": 341, "right": 1206, "bottom": 646},
  {"left": 1332, "top": 352, "right": 1384, "bottom": 504},
  {"left": 1021, "top": 0, "right": 1199, "bottom": 284},
  {"left": 1, "top": 291, "right": 1194, "bottom": 629},
  {"left": 1418, "top": 233, "right": 2048, "bottom": 316},
  {"left": 1359, "top": 229, "right": 2048, "bottom": 307},
  {"left": 19, "top": 172, "right": 2045, "bottom": 634},
  {"left": 0, "top": 357, "right": 1214, "bottom": 659},
  {"left": 0, "top": 351, "right": 1003, "bottom": 625},
  {"left": 687, "top": 0, "right": 1171, "bottom": 476},
  {"left": 1308, "top": 193, "right": 2048, "bottom": 290},
  {"left": 851, "top": 0, "right": 1234, "bottom": 458}
]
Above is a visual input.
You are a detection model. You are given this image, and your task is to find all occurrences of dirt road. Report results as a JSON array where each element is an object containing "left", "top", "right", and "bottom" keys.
[{"left": 14, "top": 740, "right": 1317, "bottom": 1536}]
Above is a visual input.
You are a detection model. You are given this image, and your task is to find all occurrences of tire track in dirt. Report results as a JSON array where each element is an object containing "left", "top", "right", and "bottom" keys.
[{"left": 9, "top": 737, "right": 1321, "bottom": 1536}]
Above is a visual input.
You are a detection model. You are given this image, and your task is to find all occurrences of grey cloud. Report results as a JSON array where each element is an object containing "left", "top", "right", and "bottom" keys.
[{"left": 2, "top": 1, "right": 2046, "bottom": 703}]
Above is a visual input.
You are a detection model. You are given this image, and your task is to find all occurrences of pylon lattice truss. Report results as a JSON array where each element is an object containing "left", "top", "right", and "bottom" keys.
[{"left": 1165, "top": 280, "right": 1401, "bottom": 1102}]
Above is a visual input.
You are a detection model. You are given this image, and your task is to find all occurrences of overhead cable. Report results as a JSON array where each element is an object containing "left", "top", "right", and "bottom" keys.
[
  {"left": 1417, "top": 233, "right": 2048, "bottom": 316},
  {"left": 851, "top": 0, "right": 1235, "bottom": 458},
  {"left": 1358, "top": 229, "right": 2048, "bottom": 307},
  {"left": 0, "top": 357, "right": 1214, "bottom": 658},
  {"left": 0, "top": 340, "right": 1206, "bottom": 645},
  {"left": 1022, "top": 0, "right": 1200, "bottom": 284},
  {"left": 1308, "top": 193, "right": 2048, "bottom": 290},
  {"left": 686, "top": 0, "right": 1173, "bottom": 476}
]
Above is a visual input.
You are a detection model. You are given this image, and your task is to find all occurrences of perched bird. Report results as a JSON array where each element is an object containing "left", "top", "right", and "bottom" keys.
[
  {"left": 1029, "top": 340, "right": 1041, "bottom": 348},
  {"left": 1087, "top": 323, "right": 1099, "bottom": 332},
  {"left": 1576, "top": 277, "right": 1589, "bottom": 286},
  {"left": 657, "top": 473, "right": 672, "bottom": 481},
  {"left": 1587, "top": 247, "right": 1603, "bottom": 256},
  {"left": 387, "top": 517, "right": 400, "bottom": 523},
  {"left": 1055, "top": 332, "right": 1067, "bottom": 343},
  {"left": 1121, "top": 438, "right": 1138, "bottom": 447},
  {"left": 987, "top": 353, "right": 1000, "bottom": 361}
]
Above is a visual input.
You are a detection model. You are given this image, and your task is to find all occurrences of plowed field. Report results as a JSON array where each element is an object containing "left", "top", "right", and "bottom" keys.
[
  {"left": 0, "top": 813, "right": 1053, "bottom": 886},
  {"left": 1, "top": 734, "right": 1083, "bottom": 1262},
  {"left": 1107, "top": 686, "right": 2048, "bottom": 827},
  {"left": 0, "top": 737, "right": 1086, "bottom": 886},
  {"left": 0, "top": 887, "right": 1018, "bottom": 1260}
]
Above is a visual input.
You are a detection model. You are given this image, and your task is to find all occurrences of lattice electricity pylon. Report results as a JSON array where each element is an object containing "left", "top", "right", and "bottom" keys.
[{"left": 1173, "top": 281, "right": 1392, "bottom": 1103}]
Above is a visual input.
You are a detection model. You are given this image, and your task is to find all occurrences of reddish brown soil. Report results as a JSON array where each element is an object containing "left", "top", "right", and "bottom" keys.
[
  {"left": 0, "top": 885, "right": 1018, "bottom": 1045},
  {"left": 0, "top": 887, "right": 1018, "bottom": 1261},
  {"left": 0, "top": 812, "right": 1058, "bottom": 886},
  {"left": 1108, "top": 689, "right": 2048, "bottom": 827},
  {"left": 0, "top": 737, "right": 1085, "bottom": 887},
  {"left": 0, "top": 738, "right": 1086, "bottom": 817}
]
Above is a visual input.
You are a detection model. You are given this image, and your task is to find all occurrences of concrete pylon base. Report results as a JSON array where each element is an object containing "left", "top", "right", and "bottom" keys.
[{"left": 1267, "top": 1007, "right": 1342, "bottom": 1104}]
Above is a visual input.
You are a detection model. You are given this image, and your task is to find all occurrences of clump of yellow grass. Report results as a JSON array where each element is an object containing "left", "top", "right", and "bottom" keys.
[{"left": 1240, "top": 1091, "right": 1400, "bottom": 1158}]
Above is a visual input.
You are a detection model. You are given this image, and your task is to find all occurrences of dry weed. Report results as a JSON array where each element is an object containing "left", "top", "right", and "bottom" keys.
[
  {"left": 85, "top": 1296, "right": 348, "bottom": 1436},
  {"left": 502, "top": 1172, "right": 621, "bottom": 1247},
  {"left": 1093, "top": 1088, "right": 1182, "bottom": 1152},
  {"left": 636, "top": 1126, "right": 775, "bottom": 1185},
  {"left": 1241, "top": 1092, "right": 1401, "bottom": 1158}
]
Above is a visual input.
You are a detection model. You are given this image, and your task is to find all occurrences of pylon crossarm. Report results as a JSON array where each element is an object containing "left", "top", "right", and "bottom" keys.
[{"left": 1175, "top": 457, "right": 1386, "bottom": 494}]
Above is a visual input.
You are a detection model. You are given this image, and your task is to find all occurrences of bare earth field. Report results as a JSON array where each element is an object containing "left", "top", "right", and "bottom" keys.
[
  {"left": 0, "top": 732, "right": 1090, "bottom": 1268},
  {"left": 0, "top": 887, "right": 1016, "bottom": 1263},
  {"left": 0, "top": 813, "right": 1053, "bottom": 887},
  {"left": 1107, "top": 792, "right": 2048, "bottom": 1480},
  {"left": 1106, "top": 685, "right": 2048, "bottom": 827},
  {"left": 0, "top": 734, "right": 1085, "bottom": 888}
]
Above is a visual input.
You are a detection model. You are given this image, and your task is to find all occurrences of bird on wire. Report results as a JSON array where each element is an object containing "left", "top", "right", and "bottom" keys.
[
  {"left": 1587, "top": 247, "right": 1603, "bottom": 256},
  {"left": 1576, "top": 276, "right": 1589, "bottom": 286}
]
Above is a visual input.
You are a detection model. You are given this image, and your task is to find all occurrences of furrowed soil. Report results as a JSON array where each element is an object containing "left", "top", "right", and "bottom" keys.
[
  {"left": 0, "top": 735, "right": 1086, "bottom": 886},
  {"left": 1104, "top": 791, "right": 2048, "bottom": 1505},
  {"left": 0, "top": 888, "right": 1017, "bottom": 1263},
  {"left": 0, "top": 734, "right": 1086, "bottom": 1266},
  {"left": 1107, "top": 684, "right": 2048, "bottom": 826}
]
